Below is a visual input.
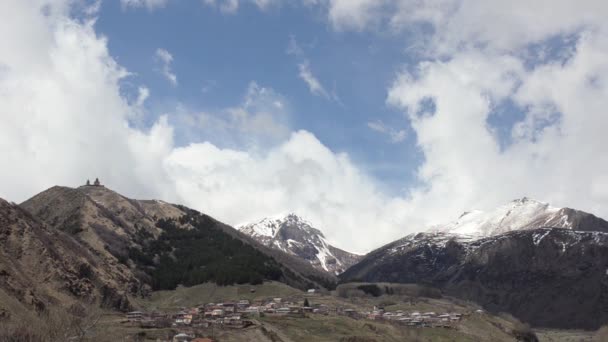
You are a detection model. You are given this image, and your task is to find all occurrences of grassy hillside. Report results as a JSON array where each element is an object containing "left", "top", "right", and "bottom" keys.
[
  {"left": 6, "top": 281, "right": 594, "bottom": 341},
  {"left": 134, "top": 281, "right": 302, "bottom": 311}
]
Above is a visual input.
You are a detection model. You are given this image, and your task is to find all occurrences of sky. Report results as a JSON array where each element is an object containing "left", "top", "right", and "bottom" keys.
[{"left": 1, "top": 0, "right": 608, "bottom": 253}]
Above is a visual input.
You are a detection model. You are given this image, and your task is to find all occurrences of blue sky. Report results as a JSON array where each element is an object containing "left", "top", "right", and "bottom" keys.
[{"left": 95, "top": 1, "right": 422, "bottom": 195}]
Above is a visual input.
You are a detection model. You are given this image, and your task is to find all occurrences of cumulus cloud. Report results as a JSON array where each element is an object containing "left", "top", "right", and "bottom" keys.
[
  {"left": 381, "top": 2, "right": 608, "bottom": 225},
  {"left": 165, "top": 131, "right": 409, "bottom": 252},
  {"left": 0, "top": 0, "right": 176, "bottom": 202},
  {"left": 121, "top": 0, "right": 169, "bottom": 11},
  {"left": 155, "top": 48, "right": 177, "bottom": 86}
]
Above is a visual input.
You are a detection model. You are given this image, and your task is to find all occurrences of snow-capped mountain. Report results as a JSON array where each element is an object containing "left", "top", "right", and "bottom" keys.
[
  {"left": 238, "top": 214, "right": 361, "bottom": 275},
  {"left": 340, "top": 198, "right": 608, "bottom": 329},
  {"left": 429, "top": 197, "right": 608, "bottom": 240},
  {"left": 374, "top": 197, "right": 608, "bottom": 259}
]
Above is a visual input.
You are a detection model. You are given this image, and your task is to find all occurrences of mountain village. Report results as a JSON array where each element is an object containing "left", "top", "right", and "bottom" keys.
[{"left": 124, "top": 291, "right": 469, "bottom": 342}]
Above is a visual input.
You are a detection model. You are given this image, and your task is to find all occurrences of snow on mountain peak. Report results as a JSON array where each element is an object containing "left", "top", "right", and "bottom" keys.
[
  {"left": 239, "top": 213, "right": 319, "bottom": 238},
  {"left": 238, "top": 213, "right": 360, "bottom": 275},
  {"left": 430, "top": 197, "right": 564, "bottom": 238}
]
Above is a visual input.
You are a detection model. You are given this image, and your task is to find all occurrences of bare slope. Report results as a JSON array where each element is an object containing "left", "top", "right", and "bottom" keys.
[{"left": 0, "top": 197, "right": 138, "bottom": 319}]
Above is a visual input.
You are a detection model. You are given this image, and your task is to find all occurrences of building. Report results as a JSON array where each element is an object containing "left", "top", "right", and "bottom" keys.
[
  {"left": 174, "top": 311, "right": 193, "bottom": 325},
  {"left": 85, "top": 178, "right": 104, "bottom": 187},
  {"left": 126, "top": 311, "right": 144, "bottom": 322},
  {"left": 211, "top": 309, "right": 225, "bottom": 318}
]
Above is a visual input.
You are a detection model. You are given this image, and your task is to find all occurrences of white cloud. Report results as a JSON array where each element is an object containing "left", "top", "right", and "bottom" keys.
[
  {"left": 324, "top": 0, "right": 608, "bottom": 55},
  {"left": 178, "top": 81, "right": 291, "bottom": 149},
  {"left": 121, "top": 0, "right": 170, "bottom": 11},
  {"left": 203, "top": 0, "right": 278, "bottom": 14},
  {"left": 326, "top": 0, "right": 389, "bottom": 31},
  {"left": 155, "top": 48, "right": 177, "bottom": 86},
  {"left": 0, "top": 0, "right": 176, "bottom": 202},
  {"left": 384, "top": 12, "right": 608, "bottom": 228},
  {"left": 165, "top": 131, "right": 409, "bottom": 252},
  {"left": 135, "top": 86, "right": 150, "bottom": 107},
  {"left": 287, "top": 36, "right": 335, "bottom": 101},
  {"left": 367, "top": 120, "right": 406, "bottom": 143},
  {"left": 286, "top": 34, "right": 304, "bottom": 57},
  {"left": 298, "top": 61, "right": 329, "bottom": 99}
]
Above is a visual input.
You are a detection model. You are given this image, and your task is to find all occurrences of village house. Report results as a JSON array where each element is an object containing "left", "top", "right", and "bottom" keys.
[
  {"left": 211, "top": 309, "right": 225, "bottom": 318},
  {"left": 244, "top": 306, "right": 262, "bottom": 316},
  {"left": 275, "top": 307, "right": 291, "bottom": 315},
  {"left": 126, "top": 311, "right": 144, "bottom": 322},
  {"left": 174, "top": 311, "right": 193, "bottom": 325}
]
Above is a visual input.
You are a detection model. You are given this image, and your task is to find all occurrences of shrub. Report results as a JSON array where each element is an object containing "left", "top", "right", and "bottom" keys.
[
  {"left": 512, "top": 322, "right": 539, "bottom": 342},
  {"left": 357, "top": 284, "right": 382, "bottom": 297}
]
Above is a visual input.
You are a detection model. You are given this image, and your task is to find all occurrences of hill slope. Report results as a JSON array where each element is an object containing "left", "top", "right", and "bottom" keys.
[
  {"left": 239, "top": 214, "right": 361, "bottom": 275},
  {"left": 0, "top": 197, "right": 137, "bottom": 319}
]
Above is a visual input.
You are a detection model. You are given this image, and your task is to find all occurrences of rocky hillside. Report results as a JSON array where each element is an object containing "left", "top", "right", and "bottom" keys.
[
  {"left": 21, "top": 185, "right": 185, "bottom": 269},
  {"left": 239, "top": 214, "right": 361, "bottom": 275},
  {"left": 0, "top": 197, "right": 137, "bottom": 321},
  {"left": 341, "top": 199, "right": 608, "bottom": 329}
]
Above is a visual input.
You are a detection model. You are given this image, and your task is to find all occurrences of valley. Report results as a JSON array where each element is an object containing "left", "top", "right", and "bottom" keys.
[
  {"left": 3, "top": 186, "right": 608, "bottom": 341},
  {"left": 3, "top": 281, "right": 601, "bottom": 341}
]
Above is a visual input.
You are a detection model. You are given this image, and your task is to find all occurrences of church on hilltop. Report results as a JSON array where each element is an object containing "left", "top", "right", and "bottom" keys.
[{"left": 85, "top": 178, "right": 104, "bottom": 187}]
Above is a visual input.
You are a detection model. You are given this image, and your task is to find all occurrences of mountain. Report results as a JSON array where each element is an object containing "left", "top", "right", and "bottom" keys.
[
  {"left": 340, "top": 198, "right": 608, "bottom": 329},
  {"left": 0, "top": 197, "right": 137, "bottom": 320},
  {"left": 7, "top": 184, "right": 336, "bottom": 319},
  {"left": 238, "top": 214, "right": 361, "bottom": 275},
  {"left": 21, "top": 185, "right": 184, "bottom": 272}
]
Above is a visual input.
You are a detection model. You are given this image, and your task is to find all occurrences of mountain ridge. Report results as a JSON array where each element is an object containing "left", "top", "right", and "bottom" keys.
[{"left": 2, "top": 184, "right": 337, "bottom": 321}]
